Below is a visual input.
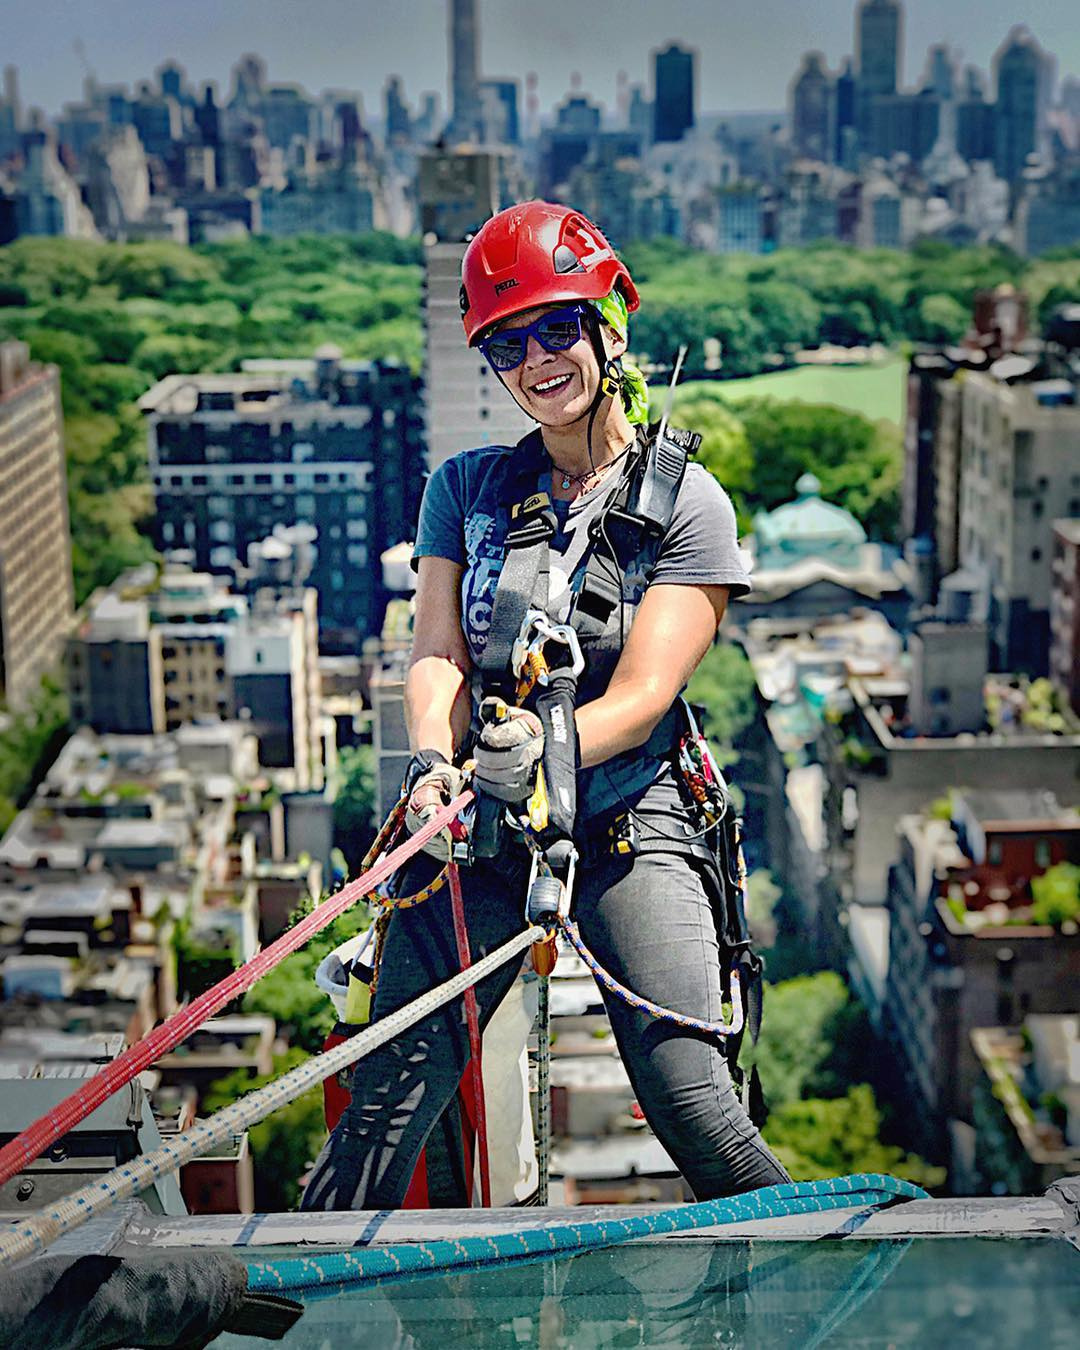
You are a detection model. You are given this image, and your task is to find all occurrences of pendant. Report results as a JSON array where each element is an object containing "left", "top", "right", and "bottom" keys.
[{"left": 561, "top": 474, "right": 571, "bottom": 489}]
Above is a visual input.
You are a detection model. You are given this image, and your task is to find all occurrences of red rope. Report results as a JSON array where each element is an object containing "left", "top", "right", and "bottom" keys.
[
  {"left": 0, "top": 791, "right": 474, "bottom": 1189},
  {"left": 447, "top": 860, "right": 492, "bottom": 1207}
]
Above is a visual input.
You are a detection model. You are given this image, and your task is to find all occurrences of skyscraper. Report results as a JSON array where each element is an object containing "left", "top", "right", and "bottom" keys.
[
  {"left": 856, "top": 0, "right": 902, "bottom": 145},
  {"left": 993, "top": 26, "right": 1051, "bottom": 185},
  {"left": 653, "top": 44, "right": 694, "bottom": 144},
  {"left": 0, "top": 342, "right": 75, "bottom": 709},
  {"left": 790, "top": 52, "right": 831, "bottom": 163},
  {"left": 448, "top": 0, "right": 481, "bottom": 144},
  {"left": 834, "top": 58, "right": 857, "bottom": 165}
]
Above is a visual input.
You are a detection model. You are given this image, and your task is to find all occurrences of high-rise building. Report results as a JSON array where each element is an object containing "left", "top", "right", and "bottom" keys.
[
  {"left": 13, "top": 130, "right": 98, "bottom": 238},
  {"left": 653, "top": 44, "right": 694, "bottom": 144},
  {"left": 958, "top": 369, "right": 1080, "bottom": 673},
  {"left": 857, "top": 0, "right": 901, "bottom": 96},
  {"left": 385, "top": 76, "right": 411, "bottom": 139},
  {"left": 423, "top": 237, "right": 533, "bottom": 472},
  {"left": 834, "top": 59, "right": 857, "bottom": 165},
  {"left": 0, "top": 341, "right": 75, "bottom": 709},
  {"left": 1049, "top": 519, "right": 1080, "bottom": 716},
  {"left": 0, "top": 66, "right": 19, "bottom": 159},
  {"left": 419, "top": 141, "right": 532, "bottom": 471},
  {"left": 85, "top": 125, "right": 151, "bottom": 237},
  {"left": 141, "top": 350, "right": 425, "bottom": 652},
  {"left": 539, "top": 95, "right": 602, "bottom": 197},
  {"left": 869, "top": 91, "right": 940, "bottom": 162},
  {"left": 922, "top": 44, "right": 955, "bottom": 100},
  {"left": 448, "top": 0, "right": 481, "bottom": 144},
  {"left": 856, "top": 0, "right": 902, "bottom": 144},
  {"left": 790, "top": 52, "right": 831, "bottom": 163},
  {"left": 993, "top": 26, "right": 1051, "bottom": 185},
  {"left": 478, "top": 79, "right": 519, "bottom": 145}
]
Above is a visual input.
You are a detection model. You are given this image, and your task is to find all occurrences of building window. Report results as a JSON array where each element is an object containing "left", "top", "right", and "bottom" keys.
[
  {"left": 929, "top": 686, "right": 951, "bottom": 705},
  {"left": 1031, "top": 548, "right": 1042, "bottom": 563},
  {"left": 988, "top": 840, "right": 1003, "bottom": 865},
  {"left": 1034, "top": 840, "right": 1051, "bottom": 869},
  {"left": 1032, "top": 500, "right": 1043, "bottom": 519}
]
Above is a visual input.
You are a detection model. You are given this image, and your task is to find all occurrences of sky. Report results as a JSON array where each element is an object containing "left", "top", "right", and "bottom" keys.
[{"left": 4, "top": 0, "right": 1079, "bottom": 123}]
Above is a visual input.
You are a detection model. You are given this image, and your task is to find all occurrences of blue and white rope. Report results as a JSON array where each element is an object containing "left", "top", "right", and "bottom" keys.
[
  {"left": 560, "top": 917, "right": 745, "bottom": 1037},
  {"left": 0, "top": 925, "right": 545, "bottom": 1270},
  {"left": 246, "top": 1174, "right": 927, "bottom": 1291}
]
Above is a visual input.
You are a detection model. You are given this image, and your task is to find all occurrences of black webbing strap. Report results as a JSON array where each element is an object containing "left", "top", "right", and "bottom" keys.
[
  {"left": 478, "top": 432, "right": 554, "bottom": 685},
  {"left": 481, "top": 527, "right": 551, "bottom": 681}
]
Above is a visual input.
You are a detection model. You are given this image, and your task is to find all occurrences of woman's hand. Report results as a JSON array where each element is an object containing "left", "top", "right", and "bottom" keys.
[
  {"left": 575, "top": 582, "right": 730, "bottom": 769},
  {"left": 406, "top": 557, "right": 473, "bottom": 758},
  {"left": 404, "top": 753, "right": 466, "bottom": 859}
]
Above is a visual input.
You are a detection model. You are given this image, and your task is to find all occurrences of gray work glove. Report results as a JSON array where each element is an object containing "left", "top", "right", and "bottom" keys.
[
  {"left": 473, "top": 702, "right": 545, "bottom": 805},
  {"left": 405, "top": 756, "right": 465, "bottom": 859}
]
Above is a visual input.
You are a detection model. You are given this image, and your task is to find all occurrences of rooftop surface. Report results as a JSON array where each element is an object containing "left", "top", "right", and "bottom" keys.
[{"left": 26, "top": 1187, "right": 1077, "bottom": 1349}]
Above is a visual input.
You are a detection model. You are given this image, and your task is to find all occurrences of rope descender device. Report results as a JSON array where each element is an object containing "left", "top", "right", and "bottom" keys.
[{"left": 522, "top": 831, "right": 577, "bottom": 978}]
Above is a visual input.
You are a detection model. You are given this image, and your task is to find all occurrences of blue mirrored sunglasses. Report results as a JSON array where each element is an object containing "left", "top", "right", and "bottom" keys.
[{"left": 477, "top": 305, "right": 588, "bottom": 373}]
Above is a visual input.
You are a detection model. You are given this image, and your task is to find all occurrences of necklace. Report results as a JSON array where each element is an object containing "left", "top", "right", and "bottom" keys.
[{"left": 551, "top": 442, "right": 633, "bottom": 492}]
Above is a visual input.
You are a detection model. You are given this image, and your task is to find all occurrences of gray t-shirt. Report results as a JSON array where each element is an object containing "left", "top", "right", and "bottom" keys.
[{"left": 413, "top": 435, "right": 751, "bottom": 821}]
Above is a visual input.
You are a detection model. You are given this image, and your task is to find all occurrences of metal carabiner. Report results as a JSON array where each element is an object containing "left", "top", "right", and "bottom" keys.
[{"left": 511, "top": 609, "right": 586, "bottom": 686}]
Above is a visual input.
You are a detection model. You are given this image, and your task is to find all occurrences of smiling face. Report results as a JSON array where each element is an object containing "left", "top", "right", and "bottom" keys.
[{"left": 493, "top": 304, "right": 626, "bottom": 428}]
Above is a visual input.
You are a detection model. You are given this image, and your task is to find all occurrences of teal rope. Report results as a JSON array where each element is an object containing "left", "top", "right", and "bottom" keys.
[{"left": 247, "top": 1174, "right": 926, "bottom": 1292}]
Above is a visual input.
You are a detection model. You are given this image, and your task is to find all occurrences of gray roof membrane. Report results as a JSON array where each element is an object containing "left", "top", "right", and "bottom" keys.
[{"left": 107, "top": 1185, "right": 1079, "bottom": 1255}]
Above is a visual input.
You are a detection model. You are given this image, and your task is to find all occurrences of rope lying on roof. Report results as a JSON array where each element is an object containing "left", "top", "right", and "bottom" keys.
[
  {"left": 0, "top": 791, "right": 474, "bottom": 1191},
  {"left": 245, "top": 1174, "right": 928, "bottom": 1292},
  {"left": 0, "top": 911, "right": 537, "bottom": 1272}
]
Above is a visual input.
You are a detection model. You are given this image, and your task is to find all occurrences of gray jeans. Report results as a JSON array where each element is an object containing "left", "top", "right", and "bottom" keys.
[{"left": 302, "top": 843, "right": 790, "bottom": 1211}]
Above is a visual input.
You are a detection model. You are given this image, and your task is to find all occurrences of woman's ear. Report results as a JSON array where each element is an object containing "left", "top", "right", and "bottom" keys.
[{"left": 603, "top": 322, "right": 628, "bottom": 360}]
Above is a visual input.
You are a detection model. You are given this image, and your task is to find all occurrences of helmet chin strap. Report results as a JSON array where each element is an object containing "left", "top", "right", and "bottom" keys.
[{"left": 581, "top": 308, "right": 619, "bottom": 473}]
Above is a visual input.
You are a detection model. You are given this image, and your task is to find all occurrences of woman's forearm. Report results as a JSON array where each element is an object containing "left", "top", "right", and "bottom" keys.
[
  {"left": 405, "top": 655, "right": 471, "bottom": 758},
  {"left": 575, "top": 679, "right": 669, "bottom": 769}
]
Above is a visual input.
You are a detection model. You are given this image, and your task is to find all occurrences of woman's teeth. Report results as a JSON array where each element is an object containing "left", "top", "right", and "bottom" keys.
[{"left": 533, "top": 374, "right": 572, "bottom": 395}]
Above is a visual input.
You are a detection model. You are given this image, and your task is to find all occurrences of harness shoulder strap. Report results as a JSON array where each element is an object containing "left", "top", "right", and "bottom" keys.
[
  {"left": 481, "top": 424, "right": 698, "bottom": 681},
  {"left": 569, "top": 424, "right": 694, "bottom": 641},
  {"left": 479, "top": 432, "right": 555, "bottom": 683}
]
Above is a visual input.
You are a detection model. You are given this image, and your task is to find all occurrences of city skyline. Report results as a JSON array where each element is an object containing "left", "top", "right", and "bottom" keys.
[{"left": 7, "top": 0, "right": 1080, "bottom": 122}]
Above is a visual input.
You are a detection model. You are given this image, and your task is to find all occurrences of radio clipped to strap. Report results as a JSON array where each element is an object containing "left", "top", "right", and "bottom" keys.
[{"left": 567, "top": 423, "right": 697, "bottom": 642}]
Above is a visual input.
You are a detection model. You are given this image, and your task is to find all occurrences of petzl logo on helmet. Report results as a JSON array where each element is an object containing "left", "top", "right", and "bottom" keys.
[{"left": 494, "top": 277, "right": 519, "bottom": 295}]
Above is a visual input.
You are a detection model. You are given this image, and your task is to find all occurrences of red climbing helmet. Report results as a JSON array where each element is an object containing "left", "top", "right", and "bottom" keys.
[{"left": 460, "top": 200, "right": 639, "bottom": 344}]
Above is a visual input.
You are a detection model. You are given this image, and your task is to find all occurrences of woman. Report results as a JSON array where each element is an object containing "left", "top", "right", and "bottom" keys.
[{"left": 302, "top": 201, "right": 789, "bottom": 1211}]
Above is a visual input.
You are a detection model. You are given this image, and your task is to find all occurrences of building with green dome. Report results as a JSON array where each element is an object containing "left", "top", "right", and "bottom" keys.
[{"left": 736, "top": 474, "right": 908, "bottom": 625}]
